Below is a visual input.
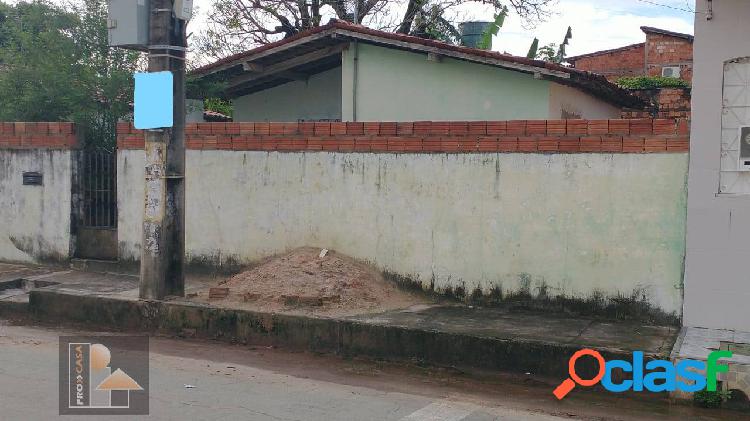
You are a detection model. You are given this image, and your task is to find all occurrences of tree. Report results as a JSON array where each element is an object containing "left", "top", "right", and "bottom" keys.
[
  {"left": 0, "top": 0, "right": 141, "bottom": 149},
  {"left": 0, "top": 1, "right": 82, "bottom": 122},
  {"left": 194, "top": 0, "right": 554, "bottom": 64},
  {"left": 0, "top": 3, "right": 8, "bottom": 48},
  {"left": 68, "top": 0, "right": 143, "bottom": 149}
]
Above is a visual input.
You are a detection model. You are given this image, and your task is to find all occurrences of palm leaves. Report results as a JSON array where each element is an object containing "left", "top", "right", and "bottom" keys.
[{"left": 476, "top": 7, "right": 507, "bottom": 50}]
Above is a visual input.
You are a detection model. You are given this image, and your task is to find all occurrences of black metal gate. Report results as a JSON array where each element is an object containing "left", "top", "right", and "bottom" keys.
[
  {"left": 81, "top": 150, "right": 117, "bottom": 228},
  {"left": 80, "top": 150, "right": 117, "bottom": 228},
  {"left": 75, "top": 149, "right": 118, "bottom": 260}
]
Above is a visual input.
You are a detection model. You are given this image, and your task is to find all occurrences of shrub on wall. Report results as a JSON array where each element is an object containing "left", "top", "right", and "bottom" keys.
[
  {"left": 616, "top": 76, "right": 689, "bottom": 90},
  {"left": 204, "top": 98, "right": 233, "bottom": 118}
]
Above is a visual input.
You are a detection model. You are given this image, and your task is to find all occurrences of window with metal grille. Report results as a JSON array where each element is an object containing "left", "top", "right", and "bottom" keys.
[{"left": 720, "top": 57, "right": 750, "bottom": 194}]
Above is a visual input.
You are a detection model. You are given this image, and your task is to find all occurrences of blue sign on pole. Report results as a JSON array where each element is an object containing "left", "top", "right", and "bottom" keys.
[{"left": 134, "top": 71, "right": 174, "bottom": 130}]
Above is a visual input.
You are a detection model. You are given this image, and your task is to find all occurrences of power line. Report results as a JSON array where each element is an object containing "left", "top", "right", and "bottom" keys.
[{"left": 633, "top": 0, "right": 699, "bottom": 14}]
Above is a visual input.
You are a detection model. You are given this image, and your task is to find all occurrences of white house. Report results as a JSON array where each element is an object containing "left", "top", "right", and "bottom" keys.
[{"left": 192, "top": 20, "right": 643, "bottom": 122}]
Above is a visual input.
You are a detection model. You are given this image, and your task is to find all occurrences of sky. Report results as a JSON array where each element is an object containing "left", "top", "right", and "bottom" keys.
[
  {"left": 16, "top": 0, "right": 698, "bottom": 59},
  {"left": 485, "top": 0, "right": 697, "bottom": 56},
  {"left": 185, "top": 0, "right": 697, "bottom": 57}
]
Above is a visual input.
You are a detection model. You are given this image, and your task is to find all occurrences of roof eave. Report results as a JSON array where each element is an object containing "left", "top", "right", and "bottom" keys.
[
  {"left": 640, "top": 26, "right": 694, "bottom": 42},
  {"left": 193, "top": 26, "right": 341, "bottom": 77}
]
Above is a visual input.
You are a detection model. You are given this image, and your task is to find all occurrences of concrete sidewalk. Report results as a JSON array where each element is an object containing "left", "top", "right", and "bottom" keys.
[
  {"left": 0, "top": 261, "right": 216, "bottom": 301},
  {"left": 671, "top": 326, "right": 750, "bottom": 405},
  {"left": 0, "top": 262, "right": 678, "bottom": 381}
]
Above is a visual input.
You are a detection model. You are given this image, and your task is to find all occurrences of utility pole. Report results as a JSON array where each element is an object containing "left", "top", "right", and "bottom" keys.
[{"left": 140, "top": 0, "right": 187, "bottom": 299}]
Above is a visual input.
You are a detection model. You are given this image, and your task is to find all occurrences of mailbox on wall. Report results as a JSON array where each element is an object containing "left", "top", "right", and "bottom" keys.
[
  {"left": 107, "top": 0, "right": 151, "bottom": 50},
  {"left": 22, "top": 172, "right": 43, "bottom": 186}
]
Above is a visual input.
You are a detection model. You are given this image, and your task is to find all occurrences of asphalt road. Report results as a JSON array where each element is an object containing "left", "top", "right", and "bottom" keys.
[{"left": 0, "top": 321, "right": 739, "bottom": 421}]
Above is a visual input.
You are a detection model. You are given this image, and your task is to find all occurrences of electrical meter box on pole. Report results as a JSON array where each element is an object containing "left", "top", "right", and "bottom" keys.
[{"left": 107, "top": 0, "right": 151, "bottom": 50}]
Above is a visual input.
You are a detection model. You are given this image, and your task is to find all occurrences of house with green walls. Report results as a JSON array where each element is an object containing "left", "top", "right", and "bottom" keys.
[{"left": 192, "top": 20, "right": 644, "bottom": 122}]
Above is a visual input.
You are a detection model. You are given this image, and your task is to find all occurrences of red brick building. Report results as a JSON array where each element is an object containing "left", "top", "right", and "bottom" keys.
[
  {"left": 568, "top": 42, "right": 647, "bottom": 81},
  {"left": 568, "top": 26, "right": 693, "bottom": 82},
  {"left": 568, "top": 27, "right": 693, "bottom": 119}
]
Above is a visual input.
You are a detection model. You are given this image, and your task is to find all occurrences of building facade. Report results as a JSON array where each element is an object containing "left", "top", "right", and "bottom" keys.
[
  {"left": 569, "top": 27, "right": 694, "bottom": 121},
  {"left": 684, "top": 0, "right": 750, "bottom": 331},
  {"left": 568, "top": 26, "right": 693, "bottom": 83}
]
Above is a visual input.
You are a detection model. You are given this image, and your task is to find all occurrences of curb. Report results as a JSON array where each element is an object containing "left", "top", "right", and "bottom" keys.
[
  {"left": 0, "top": 299, "right": 29, "bottom": 318},
  {"left": 29, "top": 289, "right": 656, "bottom": 379}
]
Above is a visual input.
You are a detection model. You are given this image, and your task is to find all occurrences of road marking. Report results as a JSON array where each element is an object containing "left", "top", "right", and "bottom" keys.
[{"left": 400, "top": 400, "right": 477, "bottom": 421}]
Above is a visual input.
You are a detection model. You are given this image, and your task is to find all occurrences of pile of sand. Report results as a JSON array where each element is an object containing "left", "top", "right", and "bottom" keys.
[{"left": 195, "top": 247, "right": 428, "bottom": 316}]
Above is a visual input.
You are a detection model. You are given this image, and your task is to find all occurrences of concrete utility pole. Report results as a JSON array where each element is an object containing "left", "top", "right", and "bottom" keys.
[{"left": 140, "top": 0, "right": 187, "bottom": 299}]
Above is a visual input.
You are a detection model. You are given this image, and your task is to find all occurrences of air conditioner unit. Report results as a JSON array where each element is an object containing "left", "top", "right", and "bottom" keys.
[
  {"left": 739, "top": 126, "right": 750, "bottom": 171},
  {"left": 662, "top": 66, "right": 681, "bottom": 78}
]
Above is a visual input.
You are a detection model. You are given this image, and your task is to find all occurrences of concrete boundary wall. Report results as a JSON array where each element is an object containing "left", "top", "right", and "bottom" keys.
[
  {"left": 118, "top": 120, "right": 689, "bottom": 322},
  {"left": 0, "top": 122, "right": 78, "bottom": 263}
]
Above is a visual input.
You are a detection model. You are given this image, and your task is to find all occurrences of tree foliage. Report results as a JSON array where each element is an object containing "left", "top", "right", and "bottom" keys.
[
  {"left": 476, "top": 8, "right": 507, "bottom": 50},
  {"left": 556, "top": 25, "right": 571, "bottom": 62},
  {"left": 194, "top": 0, "right": 554, "bottom": 63},
  {"left": 526, "top": 37, "right": 538, "bottom": 58},
  {"left": 529, "top": 26, "right": 571, "bottom": 63},
  {"left": 535, "top": 42, "right": 556, "bottom": 61},
  {"left": 0, "top": 0, "right": 141, "bottom": 148}
]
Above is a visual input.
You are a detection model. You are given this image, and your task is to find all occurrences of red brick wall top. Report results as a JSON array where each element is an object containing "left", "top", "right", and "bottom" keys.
[
  {"left": 0, "top": 120, "right": 690, "bottom": 153},
  {"left": 117, "top": 120, "right": 689, "bottom": 154},
  {"left": 0, "top": 122, "right": 78, "bottom": 149}
]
